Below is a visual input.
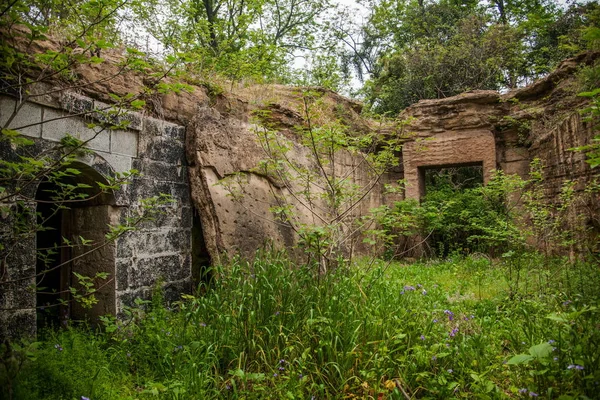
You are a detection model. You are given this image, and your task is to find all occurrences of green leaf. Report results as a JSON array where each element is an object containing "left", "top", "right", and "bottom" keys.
[
  {"left": 507, "top": 354, "right": 534, "bottom": 365},
  {"left": 130, "top": 99, "right": 146, "bottom": 109},
  {"left": 528, "top": 342, "right": 553, "bottom": 359}
]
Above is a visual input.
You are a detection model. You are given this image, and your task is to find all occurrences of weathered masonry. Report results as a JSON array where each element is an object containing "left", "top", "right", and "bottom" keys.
[{"left": 0, "top": 91, "right": 198, "bottom": 337}]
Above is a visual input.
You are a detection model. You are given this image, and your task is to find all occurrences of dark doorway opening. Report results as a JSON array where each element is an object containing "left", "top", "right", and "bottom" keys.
[
  {"left": 419, "top": 163, "right": 485, "bottom": 258},
  {"left": 191, "top": 209, "right": 212, "bottom": 291},
  {"left": 420, "top": 163, "right": 484, "bottom": 197},
  {"left": 35, "top": 163, "right": 116, "bottom": 329}
]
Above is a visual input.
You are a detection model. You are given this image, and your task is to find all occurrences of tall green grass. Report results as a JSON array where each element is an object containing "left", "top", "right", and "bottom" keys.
[{"left": 2, "top": 250, "right": 599, "bottom": 399}]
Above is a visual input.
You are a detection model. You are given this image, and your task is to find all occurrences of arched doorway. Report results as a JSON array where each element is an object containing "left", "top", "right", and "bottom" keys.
[{"left": 35, "top": 162, "right": 118, "bottom": 329}]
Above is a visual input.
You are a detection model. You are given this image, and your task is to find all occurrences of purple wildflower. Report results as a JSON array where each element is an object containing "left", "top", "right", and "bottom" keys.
[
  {"left": 54, "top": 344, "right": 63, "bottom": 351},
  {"left": 422, "top": 290, "right": 427, "bottom": 295},
  {"left": 444, "top": 310, "right": 454, "bottom": 321},
  {"left": 518, "top": 388, "right": 528, "bottom": 394},
  {"left": 200, "top": 322, "right": 207, "bottom": 327},
  {"left": 433, "top": 319, "right": 438, "bottom": 323},
  {"left": 529, "top": 392, "right": 538, "bottom": 397},
  {"left": 568, "top": 364, "right": 584, "bottom": 370},
  {"left": 404, "top": 285, "right": 416, "bottom": 291},
  {"left": 548, "top": 340, "right": 555, "bottom": 344},
  {"left": 81, "top": 397, "right": 90, "bottom": 400},
  {"left": 447, "top": 369, "right": 453, "bottom": 374},
  {"left": 449, "top": 327, "right": 459, "bottom": 337},
  {"left": 420, "top": 335, "right": 426, "bottom": 341},
  {"left": 273, "top": 373, "right": 278, "bottom": 377}
]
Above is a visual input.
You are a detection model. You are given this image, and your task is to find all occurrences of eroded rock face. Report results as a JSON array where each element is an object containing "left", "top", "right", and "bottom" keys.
[{"left": 185, "top": 92, "right": 398, "bottom": 262}]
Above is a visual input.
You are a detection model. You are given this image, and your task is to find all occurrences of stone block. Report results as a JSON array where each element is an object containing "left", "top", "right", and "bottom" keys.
[
  {"left": 0, "top": 96, "right": 42, "bottom": 137},
  {"left": 504, "top": 147, "right": 529, "bottom": 163},
  {"left": 122, "top": 111, "right": 143, "bottom": 131},
  {"left": 164, "top": 124, "right": 186, "bottom": 140},
  {"left": 144, "top": 117, "right": 181, "bottom": 137},
  {"left": 130, "top": 254, "right": 188, "bottom": 288},
  {"left": 96, "top": 151, "right": 133, "bottom": 174},
  {"left": 115, "top": 258, "right": 130, "bottom": 290},
  {"left": 28, "top": 82, "right": 61, "bottom": 107},
  {"left": 92, "top": 100, "right": 143, "bottom": 131},
  {"left": 138, "top": 134, "right": 185, "bottom": 164},
  {"left": 125, "top": 202, "right": 185, "bottom": 230},
  {"left": 124, "top": 228, "right": 186, "bottom": 256},
  {"left": 116, "top": 288, "right": 153, "bottom": 312},
  {"left": 0, "top": 310, "right": 36, "bottom": 339},
  {"left": 133, "top": 159, "right": 184, "bottom": 182},
  {"left": 181, "top": 207, "right": 193, "bottom": 229},
  {"left": 111, "top": 129, "right": 138, "bottom": 157},
  {"left": 128, "top": 177, "right": 171, "bottom": 200},
  {"left": 162, "top": 279, "right": 192, "bottom": 303},
  {"left": 42, "top": 108, "right": 111, "bottom": 152},
  {"left": 60, "top": 92, "right": 94, "bottom": 114}
]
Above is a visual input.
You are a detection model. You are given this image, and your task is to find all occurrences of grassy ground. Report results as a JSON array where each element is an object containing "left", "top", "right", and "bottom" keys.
[{"left": 2, "top": 251, "right": 599, "bottom": 399}]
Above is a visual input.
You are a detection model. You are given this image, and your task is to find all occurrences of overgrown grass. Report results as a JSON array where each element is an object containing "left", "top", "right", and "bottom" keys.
[{"left": 2, "top": 251, "right": 599, "bottom": 399}]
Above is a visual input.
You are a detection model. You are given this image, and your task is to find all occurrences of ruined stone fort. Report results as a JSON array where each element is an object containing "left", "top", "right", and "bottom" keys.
[{"left": 1, "top": 49, "right": 598, "bottom": 338}]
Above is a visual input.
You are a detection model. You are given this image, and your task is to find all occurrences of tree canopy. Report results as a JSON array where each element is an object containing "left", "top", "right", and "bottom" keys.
[
  {"left": 348, "top": 0, "right": 600, "bottom": 114},
  {"left": 1, "top": 0, "right": 599, "bottom": 114}
]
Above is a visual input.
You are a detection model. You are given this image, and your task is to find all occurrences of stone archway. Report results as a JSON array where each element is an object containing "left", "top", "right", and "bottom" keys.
[{"left": 35, "top": 162, "right": 118, "bottom": 328}]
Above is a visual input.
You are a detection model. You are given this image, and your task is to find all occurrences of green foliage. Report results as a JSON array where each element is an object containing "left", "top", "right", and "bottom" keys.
[
  {"left": 127, "top": 0, "right": 329, "bottom": 83},
  {"left": 370, "top": 160, "right": 595, "bottom": 262},
  {"left": 353, "top": 0, "right": 600, "bottom": 114},
  {"left": 2, "top": 251, "right": 599, "bottom": 398}
]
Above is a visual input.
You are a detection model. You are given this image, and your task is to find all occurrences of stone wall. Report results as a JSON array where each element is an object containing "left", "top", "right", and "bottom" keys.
[
  {"left": 399, "top": 53, "right": 599, "bottom": 253},
  {"left": 0, "top": 91, "right": 193, "bottom": 338}
]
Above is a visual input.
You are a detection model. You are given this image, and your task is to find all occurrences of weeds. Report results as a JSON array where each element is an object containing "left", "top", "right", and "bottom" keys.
[{"left": 1, "top": 251, "right": 599, "bottom": 399}]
